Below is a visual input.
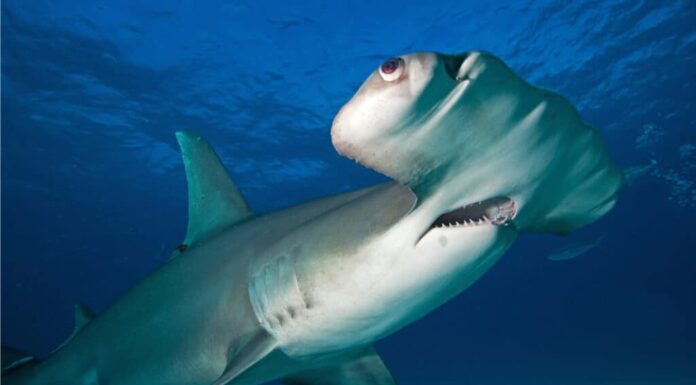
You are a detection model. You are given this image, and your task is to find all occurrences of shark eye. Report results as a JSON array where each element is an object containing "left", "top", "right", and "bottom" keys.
[{"left": 379, "top": 58, "right": 404, "bottom": 82}]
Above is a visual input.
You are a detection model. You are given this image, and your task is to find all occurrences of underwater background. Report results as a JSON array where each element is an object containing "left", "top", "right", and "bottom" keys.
[{"left": 1, "top": 0, "right": 695, "bottom": 384}]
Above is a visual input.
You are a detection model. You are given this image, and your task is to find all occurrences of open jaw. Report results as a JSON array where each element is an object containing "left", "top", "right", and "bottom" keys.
[{"left": 417, "top": 196, "right": 517, "bottom": 243}]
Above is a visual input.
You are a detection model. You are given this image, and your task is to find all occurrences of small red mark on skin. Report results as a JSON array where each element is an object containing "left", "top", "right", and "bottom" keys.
[{"left": 176, "top": 244, "right": 188, "bottom": 253}]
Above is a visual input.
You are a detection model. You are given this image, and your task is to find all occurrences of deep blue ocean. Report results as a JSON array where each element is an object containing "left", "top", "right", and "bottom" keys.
[{"left": 2, "top": 1, "right": 695, "bottom": 384}]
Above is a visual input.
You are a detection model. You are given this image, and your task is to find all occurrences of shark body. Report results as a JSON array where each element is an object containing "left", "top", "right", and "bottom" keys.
[{"left": 3, "top": 51, "right": 623, "bottom": 385}]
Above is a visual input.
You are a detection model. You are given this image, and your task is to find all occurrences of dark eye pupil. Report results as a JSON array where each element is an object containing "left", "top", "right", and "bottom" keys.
[{"left": 381, "top": 58, "right": 400, "bottom": 74}]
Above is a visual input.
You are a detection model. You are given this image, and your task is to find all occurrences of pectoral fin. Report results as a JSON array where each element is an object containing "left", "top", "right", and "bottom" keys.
[
  {"left": 212, "top": 329, "right": 278, "bottom": 385},
  {"left": 283, "top": 346, "right": 395, "bottom": 385}
]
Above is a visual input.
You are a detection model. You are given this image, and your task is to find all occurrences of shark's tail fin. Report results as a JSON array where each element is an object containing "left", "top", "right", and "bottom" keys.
[{"left": 2, "top": 345, "right": 36, "bottom": 374}]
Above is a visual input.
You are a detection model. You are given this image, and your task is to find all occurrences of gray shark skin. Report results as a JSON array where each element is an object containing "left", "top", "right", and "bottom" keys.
[{"left": 3, "top": 51, "right": 622, "bottom": 385}]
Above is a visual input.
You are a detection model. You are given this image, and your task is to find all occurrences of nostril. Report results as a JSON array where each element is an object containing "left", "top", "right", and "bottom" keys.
[{"left": 443, "top": 54, "right": 468, "bottom": 80}]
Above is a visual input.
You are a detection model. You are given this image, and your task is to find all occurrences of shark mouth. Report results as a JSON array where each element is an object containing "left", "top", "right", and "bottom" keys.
[{"left": 418, "top": 196, "right": 517, "bottom": 242}]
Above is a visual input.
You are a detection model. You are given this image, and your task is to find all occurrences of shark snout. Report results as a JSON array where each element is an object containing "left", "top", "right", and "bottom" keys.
[{"left": 330, "top": 105, "right": 353, "bottom": 159}]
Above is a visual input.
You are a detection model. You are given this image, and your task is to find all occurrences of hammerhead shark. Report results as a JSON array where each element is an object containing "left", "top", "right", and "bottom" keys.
[{"left": 2, "top": 51, "right": 623, "bottom": 385}]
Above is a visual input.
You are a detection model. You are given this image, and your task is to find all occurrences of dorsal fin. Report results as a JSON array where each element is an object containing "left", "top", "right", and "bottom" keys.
[
  {"left": 50, "top": 303, "right": 95, "bottom": 354},
  {"left": 176, "top": 131, "right": 251, "bottom": 249},
  {"left": 74, "top": 303, "right": 94, "bottom": 331}
]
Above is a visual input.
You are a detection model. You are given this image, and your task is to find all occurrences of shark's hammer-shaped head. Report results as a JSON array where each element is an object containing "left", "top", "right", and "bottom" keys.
[
  {"left": 332, "top": 51, "right": 623, "bottom": 239},
  {"left": 253, "top": 52, "right": 624, "bottom": 361},
  {"left": 332, "top": 53, "right": 463, "bottom": 186}
]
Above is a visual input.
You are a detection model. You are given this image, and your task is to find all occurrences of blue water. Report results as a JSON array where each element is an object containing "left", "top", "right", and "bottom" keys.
[{"left": 2, "top": 1, "right": 695, "bottom": 384}]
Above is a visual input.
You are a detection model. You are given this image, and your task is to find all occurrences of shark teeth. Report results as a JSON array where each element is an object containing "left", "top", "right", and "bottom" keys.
[
  {"left": 436, "top": 215, "right": 492, "bottom": 228},
  {"left": 417, "top": 196, "right": 518, "bottom": 242}
]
